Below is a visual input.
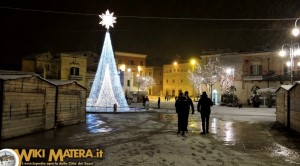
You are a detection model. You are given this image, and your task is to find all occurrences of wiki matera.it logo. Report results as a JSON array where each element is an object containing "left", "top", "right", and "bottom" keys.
[{"left": 0, "top": 149, "right": 19, "bottom": 166}]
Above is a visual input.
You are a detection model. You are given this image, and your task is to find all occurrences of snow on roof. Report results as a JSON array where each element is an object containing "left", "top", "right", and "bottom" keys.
[
  {"left": 47, "top": 79, "right": 77, "bottom": 86},
  {"left": 256, "top": 88, "right": 276, "bottom": 94},
  {"left": 46, "top": 79, "right": 86, "bottom": 89},
  {"left": 0, "top": 74, "right": 34, "bottom": 80},
  {"left": 280, "top": 85, "right": 293, "bottom": 91}
]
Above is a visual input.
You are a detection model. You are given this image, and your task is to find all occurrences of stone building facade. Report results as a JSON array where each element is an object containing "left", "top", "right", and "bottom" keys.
[
  {"left": 22, "top": 52, "right": 89, "bottom": 88},
  {"left": 145, "top": 66, "right": 163, "bottom": 96},
  {"left": 199, "top": 51, "right": 291, "bottom": 105},
  {"left": 163, "top": 60, "right": 199, "bottom": 99}
]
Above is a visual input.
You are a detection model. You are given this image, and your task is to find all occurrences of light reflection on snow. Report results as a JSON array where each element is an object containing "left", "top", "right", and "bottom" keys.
[
  {"left": 268, "top": 142, "right": 300, "bottom": 164},
  {"left": 86, "top": 114, "right": 112, "bottom": 134},
  {"left": 211, "top": 118, "right": 218, "bottom": 134},
  {"left": 224, "top": 121, "right": 234, "bottom": 144},
  {"left": 211, "top": 118, "right": 236, "bottom": 145}
]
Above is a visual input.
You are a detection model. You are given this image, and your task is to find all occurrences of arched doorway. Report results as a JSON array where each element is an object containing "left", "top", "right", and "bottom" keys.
[{"left": 212, "top": 89, "right": 219, "bottom": 105}]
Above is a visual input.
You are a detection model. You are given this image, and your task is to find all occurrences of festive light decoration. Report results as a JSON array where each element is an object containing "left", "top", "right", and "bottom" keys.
[
  {"left": 188, "top": 58, "right": 234, "bottom": 94},
  {"left": 137, "top": 76, "right": 156, "bottom": 91},
  {"left": 99, "top": 10, "right": 116, "bottom": 30},
  {"left": 87, "top": 10, "right": 129, "bottom": 112}
]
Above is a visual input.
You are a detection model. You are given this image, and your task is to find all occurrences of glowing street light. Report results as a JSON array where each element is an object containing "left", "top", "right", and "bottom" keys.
[
  {"left": 190, "top": 59, "right": 197, "bottom": 100},
  {"left": 190, "top": 59, "right": 196, "bottom": 66},
  {"left": 278, "top": 43, "right": 300, "bottom": 84},
  {"left": 292, "top": 18, "right": 300, "bottom": 37},
  {"left": 120, "top": 64, "right": 126, "bottom": 71}
]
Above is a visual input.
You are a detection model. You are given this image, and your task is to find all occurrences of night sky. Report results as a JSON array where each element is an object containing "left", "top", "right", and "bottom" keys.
[{"left": 1, "top": 0, "right": 300, "bottom": 70}]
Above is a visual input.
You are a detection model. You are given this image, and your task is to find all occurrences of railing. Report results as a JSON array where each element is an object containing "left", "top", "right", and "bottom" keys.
[
  {"left": 86, "top": 106, "right": 148, "bottom": 112},
  {"left": 243, "top": 75, "right": 263, "bottom": 81},
  {"left": 69, "top": 75, "right": 83, "bottom": 80}
]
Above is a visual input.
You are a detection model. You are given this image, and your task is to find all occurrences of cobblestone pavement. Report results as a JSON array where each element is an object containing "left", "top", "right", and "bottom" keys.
[{"left": 1, "top": 100, "right": 300, "bottom": 166}]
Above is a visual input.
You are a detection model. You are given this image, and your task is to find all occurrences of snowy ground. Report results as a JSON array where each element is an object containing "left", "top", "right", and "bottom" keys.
[{"left": 2, "top": 98, "right": 300, "bottom": 166}]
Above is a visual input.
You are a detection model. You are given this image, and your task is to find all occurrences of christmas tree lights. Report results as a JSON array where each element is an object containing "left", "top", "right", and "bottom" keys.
[{"left": 87, "top": 10, "right": 129, "bottom": 112}]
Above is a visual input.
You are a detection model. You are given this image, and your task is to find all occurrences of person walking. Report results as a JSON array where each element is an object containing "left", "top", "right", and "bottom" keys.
[
  {"left": 175, "top": 92, "right": 189, "bottom": 136},
  {"left": 184, "top": 91, "right": 194, "bottom": 132},
  {"left": 197, "top": 92, "right": 213, "bottom": 135},
  {"left": 158, "top": 97, "right": 161, "bottom": 109}
]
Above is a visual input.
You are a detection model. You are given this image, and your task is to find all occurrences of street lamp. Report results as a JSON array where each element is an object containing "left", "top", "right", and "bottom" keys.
[
  {"left": 190, "top": 59, "right": 196, "bottom": 101},
  {"left": 292, "top": 18, "right": 300, "bottom": 37},
  {"left": 278, "top": 43, "right": 300, "bottom": 84},
  {"left": 207, "top": 73, "right": 218, "bottom": 100}
]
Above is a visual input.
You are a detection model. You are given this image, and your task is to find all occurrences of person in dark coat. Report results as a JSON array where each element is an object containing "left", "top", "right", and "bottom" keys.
[
  {"left": 158, "top": 97, "right": 161, "bottom": 109},
  {"left": 184, "top": 91, "right": 194, "bottom": 132},
  {"left": 142, "top": 96, "right": 146, "bottom": 106},
  {"left": 175, "top": 92, "right": 189, "bottom": 135},
  {"left": 197, "top": 92, "right": 213, "bottom": 135}
]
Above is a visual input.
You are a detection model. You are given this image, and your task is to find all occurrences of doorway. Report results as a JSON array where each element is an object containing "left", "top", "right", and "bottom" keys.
[{"left": 212, "top": 89, "right": 219, "bottom": 105}]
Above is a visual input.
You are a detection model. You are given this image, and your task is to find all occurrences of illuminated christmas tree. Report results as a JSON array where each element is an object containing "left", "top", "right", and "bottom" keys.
[{"left": 87, "top": 10, "right": 129, "bottom": 112}]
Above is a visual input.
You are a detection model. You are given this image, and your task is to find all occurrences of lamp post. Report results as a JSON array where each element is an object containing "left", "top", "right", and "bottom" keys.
[
  {"left": 208, "top": 73, "right": 218, "bottom": 100},
  {"left": 190, "top": 59, "right": 196, "bottom": 101},
  {"left": 279, "top": 42, "right": 300, "bottom": 84},
  {"left": 292, "top": 18, "right": 300, "bottom": 37}
]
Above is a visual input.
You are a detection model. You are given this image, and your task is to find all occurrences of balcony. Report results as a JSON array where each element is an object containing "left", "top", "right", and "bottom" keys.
[
  {"left": 69, "top": 75, "right": 82, "bottom": 81},
  {"left": 243, "top": 75, "right": 263, "bottom": 81}
]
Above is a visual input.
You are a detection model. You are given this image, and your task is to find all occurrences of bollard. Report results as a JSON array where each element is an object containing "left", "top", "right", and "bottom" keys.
[{"left": 113, "top": 103, "right": 117, "bottom": 113}]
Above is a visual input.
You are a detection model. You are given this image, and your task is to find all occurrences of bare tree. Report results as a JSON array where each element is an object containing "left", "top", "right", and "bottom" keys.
[
  {"left": 137, "top": 76, "right": 156, "bottom": 92},
  {"left": 188, "top": 58, "right": 234, "bottom": 98}
]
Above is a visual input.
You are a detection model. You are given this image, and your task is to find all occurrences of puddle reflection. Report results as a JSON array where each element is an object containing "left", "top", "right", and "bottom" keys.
[
  {"left": 86, "top": 114, "right": 112, "bottom": 134},
  {"left": 211, "top": 118, "right": 300, "bottom": 164},
  {"left": 211, "top": 118, "right": 236, "bottom": 145},
  {"left": 159, "top": 114, "right": 177, "bottom": 122}
]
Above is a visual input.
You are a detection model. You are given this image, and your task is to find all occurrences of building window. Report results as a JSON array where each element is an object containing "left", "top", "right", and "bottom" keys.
[
  {"left": 181, "top": 79, "right": 183, "bottom": 83},
  {"left": 160, "top": 80, "right": 162, "bottom": 84},
  {"left": 149, "top": 72, "right": 152, "bottom": 76},
  {"left": 173, "top": 79, "right": 175, "bottom": 83},
  {"left": 166, "top": 79, "right": 168, "bottom": 83},
  {"left": 70, "top": 67, "right": 79, "bottom": 76},
  {"left": 140, "top": 61, "right": 143, "bottom": 66},
  {"left": 130, "top": 60, "right": 134, "bottom": 65},
  {"left": 250, "top": 65, "right": 262, "bottom": 76}
]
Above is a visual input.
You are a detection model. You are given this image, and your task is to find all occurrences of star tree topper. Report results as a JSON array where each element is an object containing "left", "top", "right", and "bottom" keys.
[{"left": 99, "top": 10, "right": 116, "bottom": 30}]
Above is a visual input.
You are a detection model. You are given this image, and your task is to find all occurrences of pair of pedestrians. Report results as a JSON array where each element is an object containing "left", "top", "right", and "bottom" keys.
[
  {"left": 175, "top": 91, "right": 213, "bottom": 135},
  {"left": 175, "top": 91, "right": 194, "bottom": 135}
]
